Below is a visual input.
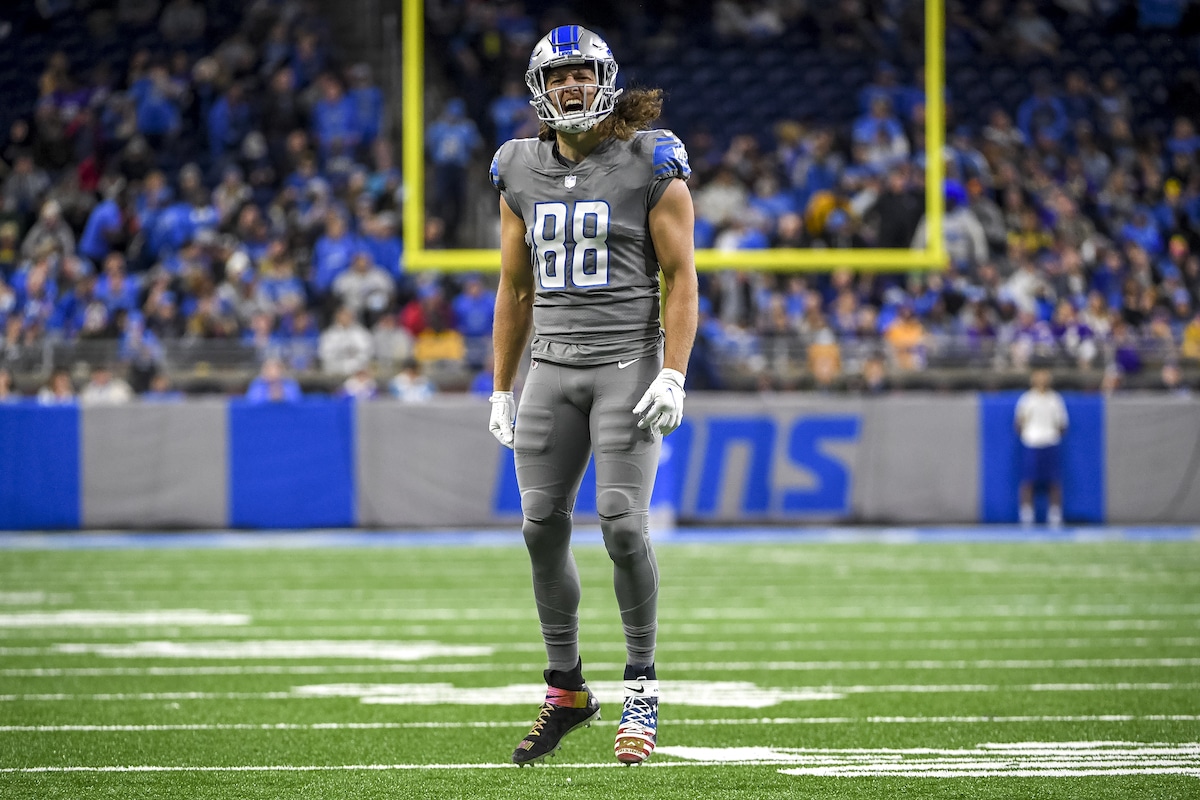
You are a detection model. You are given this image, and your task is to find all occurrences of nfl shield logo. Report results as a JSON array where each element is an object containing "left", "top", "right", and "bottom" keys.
[{"left": 564, "top": 175, "right": 577, "bottom": 189}]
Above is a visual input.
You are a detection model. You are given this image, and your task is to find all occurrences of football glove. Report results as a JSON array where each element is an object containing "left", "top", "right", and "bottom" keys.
[
  {"left": 633, "top": 368, "right": 686, "bottom": 435},
  {"left": 489, "top": 390, "right": 516, "bottom": 449}
]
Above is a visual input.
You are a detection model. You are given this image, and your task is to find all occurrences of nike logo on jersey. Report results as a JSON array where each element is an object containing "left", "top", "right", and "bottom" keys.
[{"left": 617, "top": 359, "right": 640, "bottom": 369}]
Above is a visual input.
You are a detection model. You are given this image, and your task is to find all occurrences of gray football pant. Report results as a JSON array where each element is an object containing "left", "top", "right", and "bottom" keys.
[{"left": 515, "top": 356, "right": 662, "bottom": 672}]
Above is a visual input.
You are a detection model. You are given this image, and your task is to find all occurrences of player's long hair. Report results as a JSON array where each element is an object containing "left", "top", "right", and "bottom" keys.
[{"left": 538, "top": 87, "right": 664, "bottom": 141}]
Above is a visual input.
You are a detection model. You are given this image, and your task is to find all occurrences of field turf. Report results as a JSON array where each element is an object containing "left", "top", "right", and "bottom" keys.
[{"left": 1, "top": 530, "right": 1198, "bottom": 799}]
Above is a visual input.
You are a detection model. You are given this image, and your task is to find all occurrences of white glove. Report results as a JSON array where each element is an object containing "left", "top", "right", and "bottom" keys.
[
  {"left": 633, "top": 368, "right": 686, "bottom": 435},
  {"left": 489, "top": 391, "right": 515, "bottom": 449}
]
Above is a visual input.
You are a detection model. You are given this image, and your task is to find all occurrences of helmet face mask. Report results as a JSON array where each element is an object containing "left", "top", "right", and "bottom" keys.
[{"left": 526, "top": 25, "right": 621, "bottom": 134}]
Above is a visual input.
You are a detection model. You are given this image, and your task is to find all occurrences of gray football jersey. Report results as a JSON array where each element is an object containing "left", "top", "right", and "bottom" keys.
[{"left": 490, "top": 129, "right": 691, "bottom": 367}]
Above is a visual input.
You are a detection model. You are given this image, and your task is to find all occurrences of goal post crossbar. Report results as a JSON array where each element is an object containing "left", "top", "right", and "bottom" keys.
[{"left": 401, "top": 0, "right": 946, "bottom": 273}]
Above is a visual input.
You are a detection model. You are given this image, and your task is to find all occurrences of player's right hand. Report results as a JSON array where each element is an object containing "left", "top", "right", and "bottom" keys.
[
  {"left": 489, "top": 391, "right": 516, "bottom": 449},
  {"left": 634, "top": 368, "right": 686, "bottom": 436}
]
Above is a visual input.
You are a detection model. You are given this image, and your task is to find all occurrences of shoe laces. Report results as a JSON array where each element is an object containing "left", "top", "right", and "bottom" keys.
[
  {"left": 528, "top": 702, "right": 554, "bottom": 737},
  {"left": 619, "top": 695, "right": 657, "bottom": 734}
]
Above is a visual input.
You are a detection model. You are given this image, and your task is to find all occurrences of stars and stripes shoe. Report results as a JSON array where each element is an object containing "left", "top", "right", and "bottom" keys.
[
  {"left": 511, "top": 679, "right": 601, "bottom": 766},
  {"left": 615, "top": 665, "right": 659, "bottom": 765}
]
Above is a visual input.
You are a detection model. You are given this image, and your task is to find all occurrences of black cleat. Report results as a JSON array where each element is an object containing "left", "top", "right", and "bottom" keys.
[{"left": 512, "top": 684, "right": 601, "bottom": 765}]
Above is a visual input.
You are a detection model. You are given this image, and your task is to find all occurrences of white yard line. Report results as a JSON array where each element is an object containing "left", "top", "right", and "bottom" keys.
[
  {"left": 665, "top": 742, "right": 1200, "bottom": 778},
  {"left": 0, "top": 664, "right": 533, "bottom": 677},
  {"left": 0, "top": 611, "right": 250, "bottom": 628},
  {"left": 2, "top": 683, "right": 1194, "bottom": 703},
  {"left": 4, "top": 636, "right": 1195, "bottom": 659},
  {"left": 2, "top": 715, "right": 1199, "bottom": 733},
  {"left": 502, "top": 636, "right": 1199, "bottom": 652},
  {"left": 2, "top": 619, "right": 1193, "bottom": 639},
  {"left": 16, "top": 604, "right": 1170, "bottom": 625},
  {"left": 4, "top": 656, "right": 1198, "bottom": 678},
  {"left": 5, "top": 742, "right": 1200, "bottom": 777},
  {"left": 233, "top": 604, "right": 1200, "bottom": 621}
]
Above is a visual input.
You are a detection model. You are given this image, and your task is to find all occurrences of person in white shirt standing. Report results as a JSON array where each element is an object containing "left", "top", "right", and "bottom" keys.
[{"left": 1014, "top": 368, "right": 1069, "bottom": 527}]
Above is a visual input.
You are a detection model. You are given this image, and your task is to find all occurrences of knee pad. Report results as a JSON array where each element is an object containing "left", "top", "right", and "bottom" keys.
[
  {"left": 599, "top": 497, "right": 648, "bottom": 565},
  {"left": 522, "top": 490, "right": 571, "bottom": 550}
]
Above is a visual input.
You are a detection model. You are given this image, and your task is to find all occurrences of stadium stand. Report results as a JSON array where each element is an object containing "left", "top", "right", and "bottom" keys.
[{"left": 0, "top": 0, "right": 1198, "bottom": 400}]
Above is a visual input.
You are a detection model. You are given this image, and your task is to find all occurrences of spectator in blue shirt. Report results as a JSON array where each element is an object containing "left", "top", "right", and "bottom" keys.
[
  {"left": 852, "top": 96, "right": 909, "bottom": 170},
  {"left": 94, "top": 253, "right": 140, "bottom": 314},
  {"left": 452, "top": 273, "right": 495, "bottom": 368},
  {"left": 208, "top": 83, "right": 254, "bottom": 166},
  {"left": 789, "top": 129, "right": 844, "bottom": 212},
  {"left": 1017, "top": 79, "right": 1070, "bottom": 144},
  {"left": 132, "top": 65, "right": 182, "bottom": 146},
  {"left": 1167, "top": 117, "right": 1200, "bottom": 158},
  {"left": 312, "top": 212, "right": 361, "bottom": 295},
  {"left": 426, "top": 98, "right": 481, "bottom": 246},
  {"left": 134, "top": 170, "right": 173, "bottom": 234},
  {"left": 748, "top": 174, "right": 798, "bottom": 230},
  {"left": 245, "top": 356, "right": 302, "bottom": 403},
  {"left": 1119, "top": 209, "right": 1164, "bottom": 256},
  {"left": 78, "top": 178, "right": 127, "bottom": 263},
  {"left": 312, "top": 74, "right": 360, "bottom": 161},
  {"left": 858, "top": 62, "right": 902, "bottom": 116},
  {"left": 52, "top": 268, "right": 98, "bottom": 337},
  {"left": 347, "top": 63, "right": 384, "bottom": 150},
  {"left": 489, "top": 79, "right": 535, "bottom": 146},
  {"left": 15, "top": 260, "right": 57, "bottom": 333},
  {"left": 853, "top": 96, "right": 905, "bottom": 151},
  {"left": 362, "top": 211, "right": 404, "bottom": 281}
]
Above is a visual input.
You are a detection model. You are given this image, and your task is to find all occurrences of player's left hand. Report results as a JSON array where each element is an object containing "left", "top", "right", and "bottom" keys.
[
  {"left": 634, "top": 368, "right": 686, "bottom": 435},
  {"left": 489, "top": 391, "right": 516, "bottom": 449}
]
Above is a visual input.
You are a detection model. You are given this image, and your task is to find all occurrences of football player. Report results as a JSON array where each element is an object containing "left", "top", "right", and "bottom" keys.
[{"left": 488, "top": 24, "right": 698, "bottom": 766}]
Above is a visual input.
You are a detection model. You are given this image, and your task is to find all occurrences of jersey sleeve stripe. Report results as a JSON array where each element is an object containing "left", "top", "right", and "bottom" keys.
[
  {"left": 652, "top": 132, "right": 692, "bottom": 180},
  {"left": 489, "top": 149, "right": 503, "bottom": 190}
]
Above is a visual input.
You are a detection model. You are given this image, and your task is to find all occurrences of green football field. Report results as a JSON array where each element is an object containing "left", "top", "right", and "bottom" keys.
[{"left": 1, "top": 532, "right": 1199, "bottom": 799}]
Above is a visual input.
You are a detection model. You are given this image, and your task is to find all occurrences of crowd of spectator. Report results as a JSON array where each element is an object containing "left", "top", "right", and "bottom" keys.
[
  {"left": 0, "top": 0, "right": 498, "bottom": 404},
  {"left": 1, "top": 1, "right": 1199, "bottom": 403}
]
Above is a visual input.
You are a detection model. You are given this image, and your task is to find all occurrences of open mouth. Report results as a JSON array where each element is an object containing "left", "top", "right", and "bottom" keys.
[{"left": 562, "top": 97, "right": 585, "bottom": 113}]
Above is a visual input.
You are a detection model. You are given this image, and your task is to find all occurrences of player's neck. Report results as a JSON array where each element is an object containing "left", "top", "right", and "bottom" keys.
[{"left": 555, "top": 128, "right": 605, "bottom": 163}]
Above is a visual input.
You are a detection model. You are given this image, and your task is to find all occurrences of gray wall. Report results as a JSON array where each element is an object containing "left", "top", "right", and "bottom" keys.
[
  {"left": 51, "top": 394, "right": 1199, "bottom": 529},
  {"left": 1106, "top": 396, "right": 1200, "bottom": 524}
]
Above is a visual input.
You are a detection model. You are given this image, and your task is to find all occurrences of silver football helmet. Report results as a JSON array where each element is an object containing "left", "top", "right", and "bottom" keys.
[{"left": 525, "top": 25, "right": 621, "bottom": 134}]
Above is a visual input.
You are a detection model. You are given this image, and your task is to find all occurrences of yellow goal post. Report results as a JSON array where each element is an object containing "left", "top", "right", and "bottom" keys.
[{"left": 401, "top": 0, "right": 945, "bottom": 273}]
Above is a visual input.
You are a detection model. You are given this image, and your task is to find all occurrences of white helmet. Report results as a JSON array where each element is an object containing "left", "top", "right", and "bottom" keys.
[{"left": 525, "top": 25, "right": 622, "bottom": 134}]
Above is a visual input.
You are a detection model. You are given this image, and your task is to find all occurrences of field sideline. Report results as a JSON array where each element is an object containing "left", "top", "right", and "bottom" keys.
[{"left": 1, "top": 528, "right": 1198, "bottom": 799}]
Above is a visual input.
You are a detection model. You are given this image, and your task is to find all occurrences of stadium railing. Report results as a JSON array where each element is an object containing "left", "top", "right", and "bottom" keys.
[{"left": 6, "top": 336, "right": 1192, "bottom": 395}]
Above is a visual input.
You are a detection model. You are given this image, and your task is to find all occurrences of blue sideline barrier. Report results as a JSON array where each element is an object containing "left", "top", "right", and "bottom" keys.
[
  {"left": 228, "top": 401, "right": 357, "bottom": 528},
  {"left": 0, "top": 404, "right": 80, "bottom": 530},
  {"left": 0, "top": 393, "right": 1154, "bottom": 530},
  {"left": 979, "top": 392, "right": 1105, "bottom": 524}
]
